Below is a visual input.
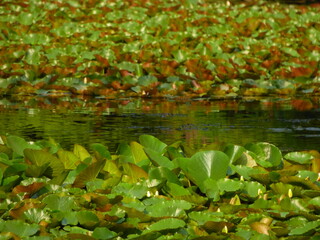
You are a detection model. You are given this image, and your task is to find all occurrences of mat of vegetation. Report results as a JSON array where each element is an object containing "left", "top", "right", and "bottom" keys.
[
  {"left": 0, "top": 134, "right": 319, "bottom": 239},
  {"left": 0, "top": 0, "right": 319, "bottom": 98}
]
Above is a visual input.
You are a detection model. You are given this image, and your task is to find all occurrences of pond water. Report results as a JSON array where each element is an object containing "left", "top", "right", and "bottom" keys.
[{"left": 0, "top": 96, "right": 320, "bottom": 153}]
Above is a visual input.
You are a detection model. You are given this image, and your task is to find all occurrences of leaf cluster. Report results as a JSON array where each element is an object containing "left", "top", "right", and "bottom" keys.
[
  {"left": 0, "top": 0, "right": 319, "bottom": 98},
  {"left": 0, "top": 134, "right": 319, "bottom": 239}
]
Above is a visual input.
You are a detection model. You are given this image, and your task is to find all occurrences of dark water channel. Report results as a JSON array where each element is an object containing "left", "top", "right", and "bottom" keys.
[{"left": 0, "top": 96, "right": 320, "bottom": 153}]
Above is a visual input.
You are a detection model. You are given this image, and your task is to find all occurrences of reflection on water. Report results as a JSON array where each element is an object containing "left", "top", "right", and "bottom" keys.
[{"left": 0, "top": 96, "right": 319, "bottom": 152}]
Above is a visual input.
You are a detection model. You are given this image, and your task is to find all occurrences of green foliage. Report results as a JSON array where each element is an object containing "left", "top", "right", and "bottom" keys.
[
  {"left": 0, "top": 133, "right": 320, "bottom": 239},
  {"left": 1, "top": 0, "right": 319, "bottom": 98}
]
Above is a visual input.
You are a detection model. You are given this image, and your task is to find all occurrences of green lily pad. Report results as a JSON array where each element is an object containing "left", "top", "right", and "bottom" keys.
[
  {"left": 92, "top": 227, "right": 117, "bottom": 239},
  {"left": 289, "top": 220, "right": 320, "bottom": 236},
  {"left": 284, "top": 152, "right": 313, "bottom": 165},
  {"left": 3, "top": 220, "right": 39, "bottom": 237},
  {"left": 43, "top": 194, "right": 76, "bottom": 212},
  {"left": 147, "top": 218, "right": 186, "bottom": 232}
]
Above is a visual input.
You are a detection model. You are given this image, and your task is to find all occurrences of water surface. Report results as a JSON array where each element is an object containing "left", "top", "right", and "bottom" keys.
[{"left": 0, "top": 96, "right": 319, "bottom": 153}]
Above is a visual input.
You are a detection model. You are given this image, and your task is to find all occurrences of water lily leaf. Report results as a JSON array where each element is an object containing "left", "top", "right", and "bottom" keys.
[
  {"left": 144, "top": 148, "right": 174, "bottom": 170},
  {"left": 57, "top": 149, "right": 80, "bottom": 170},
  {"left": 91, "top": 143, "right": 111, "bottom": 160},
  {"left": 12, "top": 182, "right": 44, "bottom": 196},
  {"left": 7, "top": 136, "right": 40, "bottom": 157},
  {"left": 122, "top": 162, "right": 148, "bottom": 183},
  {"left": 284, "top": 152, "right": 313, "bottom": 165},
  {"left": 217, "top": 178, "right": 243, "bottom": 193},
  {"left": 282, "top": 47, "right": 300, "bottom": 58},
  {"left": 130, "top": 141, "right": 149, "bottom": 165},
  {"left": 245, "top": 142, "right": 282, "bottom": 168},
  {"left": 149, "top": 166, "right": 181, "bottom": 185},
  {"left": 147, "top": 218, "right": 185, "bottom": 232},
  {"left": 43, "top": 194, "right": 76, "bottom": 212},
  {"left": 188, "top": 211, "right": 224, "bottom": 225},
  {"left": 24, "top": 48, "right": 42, "bottom": 65},
  {"left": 24, "top": 149, "right": 65, "bottom": 178},
  {"left": 72, "top": 159, "right": 106, "bottom": 188},
  {"left": 3, "top": 220, "right": 39, "bottom": 237},
  {"left": 92, "top": 227, "right": 117, "bottom": 239},
  {"left": 17, "top": 12, "right": 37, "bottom": 26},
  {"left": 163, "top": 182, "right": 191, "bottom": 196},
  {"left": 172, "top": 49, "right": 188, "bottom": 63},
  {"left": 244, "top": 181, "right": 266, "bottom": 198},
  {"left": 297, "top": 170, "right": 318, "bottom": 182},
  {"left": 224, "top": 144, "right": 246, "bottom": 164},
  {"left": 23, "top": 208, "right": 50, "bottom": 224},
  {"left": 139, "top": 135, "right": 167, "bottom": 154},
  {"left": 112, "top": 182, "right": 148, "bottom": 199},
  {"left": 23, "top": 33, "right": 51, "bottom": 45},
  {"left": 146, "top": 200, "right": 191, "bottom": 218},
  {"left": 289, "top": 220, "right": 320, "bottom": 235},
  {"left": 73, "top": 144, "right": 91, "bottom": 162},
  {"left": 309, "top": 197, "right": 320, "bottom": 207},
  {"left": 230, "top": 165, "right": 267, "bottom": 180},
  {"left": 280, "top": 176, "right": 319, "bottom": 191},
  {"left": 179, "top": 151, "right": 230, "bottom": 191},
  {"left": 137, "top": 75, "right": 158, "bottom": 87},
  {"left": 76, "top": 211, "right": 99, "bottom": 229},
  {"left": 250, "top": 222, "right": 271, "bottom": 235},
  {"left": 9, "top": 199, "right": 43, "bottom": 220},
  {"left": 270, "top": 182, "right": 302, "bottom": 196}
]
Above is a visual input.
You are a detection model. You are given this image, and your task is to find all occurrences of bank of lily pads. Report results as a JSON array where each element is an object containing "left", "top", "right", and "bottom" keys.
[
  {"left": 0, "top": 0, "right": 320, "bottom": 98},
  {"left": 0, "top": 134, "right": 319, "bottom": 239}
]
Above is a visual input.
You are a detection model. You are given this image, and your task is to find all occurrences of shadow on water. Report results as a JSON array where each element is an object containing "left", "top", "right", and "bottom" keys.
[{"left": 0, "top": 95, "right": 320, "bottom": 152}]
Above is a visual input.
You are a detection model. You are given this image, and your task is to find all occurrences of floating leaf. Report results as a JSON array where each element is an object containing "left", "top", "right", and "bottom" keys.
[
  {"left": 92, "top": 227, "right": 117, "bottom": 239},
  {"left": 43, "top": 194, "right": 76, "bottom": 212},
  {"left": 284, "top": 152, "right": 313, "bottom": 165},
  {"left": 146, "top": 200, "right": 191, "bottom": 218},
  {"left": 289, "top": 220, "right": 320, "bottom": 235},
  {"left": 147, "top": 218, "right": 185, "bottom": 232},
  {"left": 76, "top": 211, "right": 99, "bottom": 229},
  {"left": 3, "top": 220, "right": 39, "bottom": 237},
  {"left": 244, "top": 181, "right": 266, "bottom": 198}
]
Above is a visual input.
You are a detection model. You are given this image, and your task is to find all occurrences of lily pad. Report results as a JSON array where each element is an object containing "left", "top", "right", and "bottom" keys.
[{"left": 284, "top": 152, "right": 314, "bottom": 165}]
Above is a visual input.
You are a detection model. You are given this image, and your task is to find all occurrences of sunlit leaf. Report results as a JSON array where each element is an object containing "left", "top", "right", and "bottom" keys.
[
  {"left": 73, "top": 144, "right": 91, "bottom": 162},
  {"left": 7, "top": 136, "right": 40, "bottom": 157},
  {"left": 245, "top": 142, "right": 282, "bottom": 168},
  {"left": 3, "top": 220, "right": 39, "bottom": 237},
  {"left": 289, "top": 220, "right": 320, "bottom": 235},
  {"left": 43, "top": 194, "right": 76, "bottom": 212},
  {"left": 284, "top": 152, "right": 314, "bottom": 165},
  {"left": 178, "top": 150, "right": 230, "bottom": 191},
  {"left": 147, "top": 218, "right": 185, "bottom": 232},
  {"left": 139, "top": 135, "right": 167, "bottom": 154}
]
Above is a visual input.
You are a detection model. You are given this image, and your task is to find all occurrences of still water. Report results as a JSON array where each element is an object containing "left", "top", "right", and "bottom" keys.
[{"left": 0, "top": 96, "right": 320, "bottom": 153}]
